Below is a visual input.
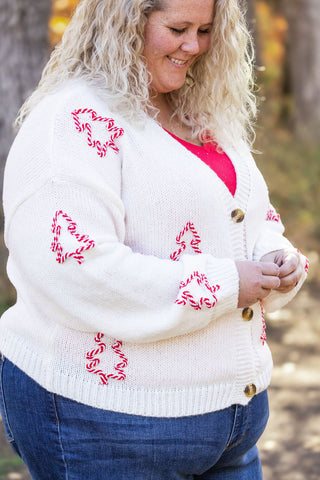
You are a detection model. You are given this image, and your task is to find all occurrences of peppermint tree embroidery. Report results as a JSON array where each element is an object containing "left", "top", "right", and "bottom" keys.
[
  {"left": 176, "top": 271, "right": 220, "bottom": 311},
  {"left": 170, "top": 222, "right": 202, "bottom": 261},
  {"left": 171, "top": 223, "right": 220, "bottom": 311},
  {"left": 72, "top": 108, "right": 124, "bottom": 157},
  {"left": 51, "top": 210, "right": 95, "bottom": 264},
  {"left": 86, "top": 333, "right": 128, "bottom": 385}
]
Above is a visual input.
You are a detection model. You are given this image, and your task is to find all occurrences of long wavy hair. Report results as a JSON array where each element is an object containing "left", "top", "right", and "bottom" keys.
[{"left": 17, "top": 0, "right": 256, "bottom": 149}]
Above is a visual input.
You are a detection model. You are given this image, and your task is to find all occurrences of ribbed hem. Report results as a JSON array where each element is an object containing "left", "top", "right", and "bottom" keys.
[{"left": 0, "top": 330, "right": 273, "bottom": 418}]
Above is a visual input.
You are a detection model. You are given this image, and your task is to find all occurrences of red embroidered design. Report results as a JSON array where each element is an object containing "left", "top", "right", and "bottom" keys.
[
  {"left": 260, "top": 301, "right": 266, "bottom": 345},
  {"left": 51, "top": 210, "right": 95, "bottom": 264},
  {"left": 85, "top": 333, "right": 128, "bottom": 385},
  {"left": 72, "top": 108, "right": 124, "bottom": 157},
  {"left": 170, "top": 222, "right": 202, "bottom": 261},
  {"left": 304, "top": 258, "right": 310, "bottom": 273},
  {"left": 297, "top": 249, "right": 310, "bottom": 274},
  {"left": 265, "top": 206, "right": 280, "bottom": 223},
  {"left": 175, "top": 271, "right": 220, "bottom": 310}
]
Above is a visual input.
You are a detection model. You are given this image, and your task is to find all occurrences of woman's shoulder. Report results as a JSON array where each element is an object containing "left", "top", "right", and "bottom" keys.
[
  {"left": 16, "top": 78, "right": 132, "bottom": 160},
  {"left": 29, "top": 79, "right": 115, "bottom": 125}
]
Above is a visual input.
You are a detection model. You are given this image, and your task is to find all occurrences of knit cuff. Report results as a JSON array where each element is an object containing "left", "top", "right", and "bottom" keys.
[
  {"left": 205, "top": 257, "right": 239, "bottom": 318},
  {"left": 253, "top": 231, "right": 293, "bottom": 262}
]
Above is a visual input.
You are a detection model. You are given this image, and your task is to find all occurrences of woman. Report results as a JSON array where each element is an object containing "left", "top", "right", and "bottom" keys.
[{"left": 0, "top": 0, "right": 308, "bottom": 478}]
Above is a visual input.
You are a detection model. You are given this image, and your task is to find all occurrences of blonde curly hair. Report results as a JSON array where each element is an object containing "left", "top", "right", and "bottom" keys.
[{"left": 17, "top": 0, "right": 256, "bottom": 149}]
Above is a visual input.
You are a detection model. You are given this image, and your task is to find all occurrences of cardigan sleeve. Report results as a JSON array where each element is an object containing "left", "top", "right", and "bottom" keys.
[{"left": 253, "top": 204, "right": 309, "bottom": 312}]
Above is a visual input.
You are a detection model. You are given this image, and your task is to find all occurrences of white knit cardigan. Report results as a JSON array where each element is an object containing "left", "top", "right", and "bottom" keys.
[{"left": 0, "top": 80, "right": 308, "bottom": 417}]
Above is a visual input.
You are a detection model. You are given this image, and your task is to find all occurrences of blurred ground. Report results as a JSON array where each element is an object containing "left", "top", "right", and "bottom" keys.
[
  {"left": 258, "top": 279, "right": 320, "bottom": 480},
  {"left": 0, "top": 264, "right": 319, "bottom": 480}
]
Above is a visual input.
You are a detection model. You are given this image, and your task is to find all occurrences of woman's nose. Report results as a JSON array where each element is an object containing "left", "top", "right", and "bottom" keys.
[{"left": 181, "top": 35, "right": 201, "bottom": 55}]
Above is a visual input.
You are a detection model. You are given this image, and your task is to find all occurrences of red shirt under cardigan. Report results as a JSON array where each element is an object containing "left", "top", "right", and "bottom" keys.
[{"left": 166, "top": 130, "right": 237, "bottom": 196}]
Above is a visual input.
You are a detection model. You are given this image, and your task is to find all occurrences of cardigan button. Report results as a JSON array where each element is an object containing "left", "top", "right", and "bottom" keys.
[
  {"left": 242, "top": 307, "right": 253, "bottom": 321},
  {"left": 244, "top": 384, "right": 257, "bottom": 398},
  {"left": 231, "top": 209, "right": 245, "bottom": 223}
]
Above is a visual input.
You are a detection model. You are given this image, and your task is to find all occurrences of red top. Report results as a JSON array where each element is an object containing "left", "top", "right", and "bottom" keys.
[{"left": 166, "top": 130, "right": 237, "bottom": 196}]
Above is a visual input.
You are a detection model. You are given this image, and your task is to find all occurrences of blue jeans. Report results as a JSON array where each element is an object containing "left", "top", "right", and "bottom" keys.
[{"left": 0, "top": 355, "right": 269, "bottom": 479}]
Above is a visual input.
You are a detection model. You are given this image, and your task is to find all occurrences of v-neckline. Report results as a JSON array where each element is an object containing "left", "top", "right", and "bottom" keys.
[{"left": 157, "top": 122, "right": 248, "bottom": 202}]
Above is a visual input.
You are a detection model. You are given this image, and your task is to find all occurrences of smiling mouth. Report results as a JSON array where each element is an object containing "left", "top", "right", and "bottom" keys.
[{"left": 167, "top": 56, "right": 189, "bottom": 66}]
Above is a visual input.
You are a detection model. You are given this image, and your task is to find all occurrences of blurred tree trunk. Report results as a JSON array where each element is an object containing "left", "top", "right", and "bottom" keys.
[
  {"left": 0, "top": 0, "right": 51, "bottom": 194},
  {"left": 282, "top": 0, "right": 320, "bottom": 141},
  {"left": 245, "top": 0, "right": 262, "bottom": 67},
  {"left": 0, "top": 0, "right": 51, "bottom": 300}
]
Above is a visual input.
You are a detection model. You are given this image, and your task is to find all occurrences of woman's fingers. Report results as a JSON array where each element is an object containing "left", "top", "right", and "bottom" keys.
[
  {"left": 236, "top": 260, "right": 280, "bottom": 308},
  {"left": 258, "top": 263, "right": 281, "bottom": 298},
  {"left": 260, "top": 249, "right": 304, "bottom": 293},
  {"left": 277, "top": 251, "right": 303, "bottom": 292},
  {"left": 260, "top": 261, "right": 280, "bottom": 278},
  {"left": 278, "top": 268, "right": 303, "bottom": 292},
  {"left": 258, "top": 261, "right": 280, "bottom": 291},
  {"left": 260, "top": 273, "right": 280, "bottom": 291},
  {"left": 278, "top": 251, "right": 299, "bottom": 278}
]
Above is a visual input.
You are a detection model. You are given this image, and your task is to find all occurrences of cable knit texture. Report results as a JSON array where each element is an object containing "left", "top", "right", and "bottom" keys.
[{"left": 0, "top": 80, "right": 308, "bottom": 417}]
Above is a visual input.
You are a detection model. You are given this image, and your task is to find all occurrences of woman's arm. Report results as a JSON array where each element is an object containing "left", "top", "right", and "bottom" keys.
[{"left": 6, "top": 177, "right": 241, "bottom": 343}]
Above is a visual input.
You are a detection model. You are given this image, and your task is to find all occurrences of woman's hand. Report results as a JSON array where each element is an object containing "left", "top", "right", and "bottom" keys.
[
  {"left": 236, "top": 260, "right": 280, "bottom": 308},
  {"left": 260, "top": 249, "right": 303, "bottom": 293}
]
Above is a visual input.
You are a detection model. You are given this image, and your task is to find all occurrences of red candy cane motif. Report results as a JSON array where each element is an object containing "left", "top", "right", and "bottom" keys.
[
  {"left": 304, "top": 258, "right": 310, "bottom": 273},
  {"left": 170, "top": 222, "right": 202, "bottom": 261},
  {"left": 85, "top": 333, "right": 128, "bottom": 385},
  {"left": 265, "top": 206, "right": 280, "bottom": 223},
  {"left": 297, "top": 249, "right": 310, "bottom": 274},
  {"left": 72, "top": 108, "right": 124, "bottom": 158},
  {"left": 175, "top": 271, "right": 220, "bottom": 311},
  {"left": 51, "top": 210, "right": 95, "bottom": 264},
  {"left": 260, "top": 301, "right": 267, "bottom": 345},
  {"left": 171, "top": 224, "right": 220, "bottom": 310}
]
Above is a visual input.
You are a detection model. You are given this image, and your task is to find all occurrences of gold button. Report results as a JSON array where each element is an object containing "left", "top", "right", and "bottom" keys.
[
  {"left": 231, "top": 209, "right": 245, "bottom": 223},
  {"left": 242, "top": 307, "right": 253, "bottom": 321},
  {"left": 244, "top": 384, "right": 257, "bottom": 398}
]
